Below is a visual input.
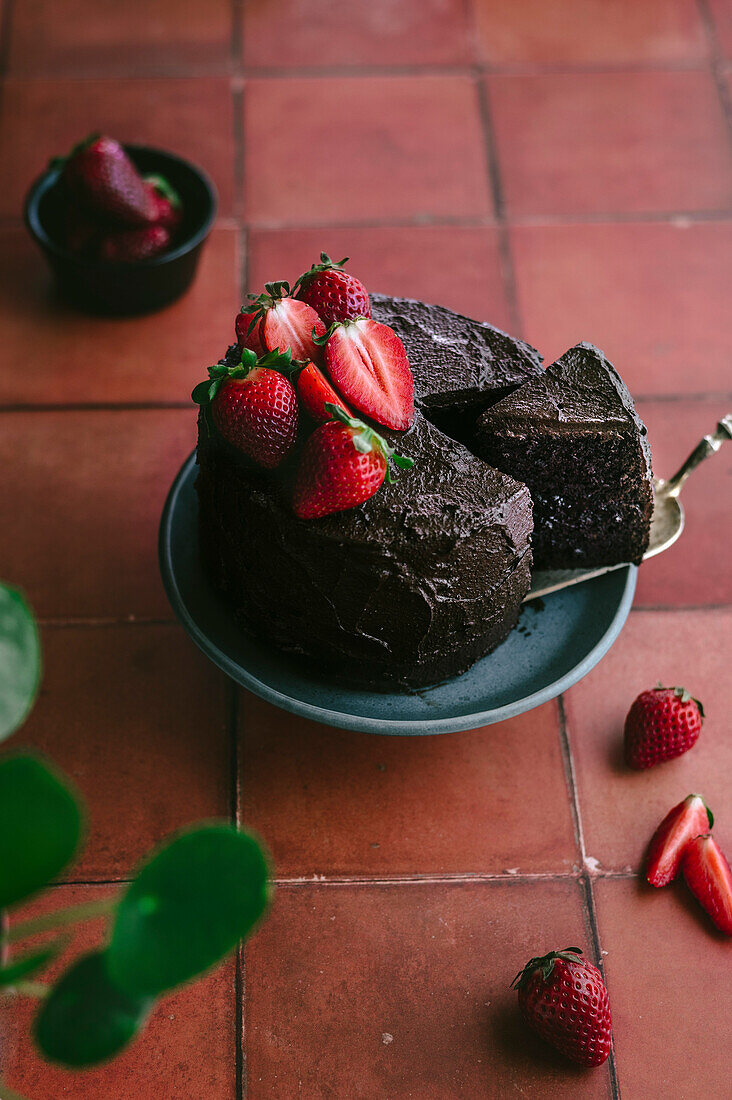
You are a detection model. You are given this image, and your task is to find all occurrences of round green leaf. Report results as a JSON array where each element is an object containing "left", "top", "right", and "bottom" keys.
[
  {"left": 0, "top": 756, "right": 82, "bottom": 908},
  {"left": 108, "top": 825, "right": 270, "bottom": 997},
  {"left": 0, "top": 943, "right": 59, "bottom": 988},
  {"left": 34, "top": 950, "right": 151, "bottom": 1067},
  {"left": 0, "top": 583, "right": 41, "bottom": 742}
]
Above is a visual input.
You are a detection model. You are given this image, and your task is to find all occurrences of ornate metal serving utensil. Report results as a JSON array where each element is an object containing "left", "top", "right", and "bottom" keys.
[{"left": 526, "top": 414, "right": 732, "bottom": 602}]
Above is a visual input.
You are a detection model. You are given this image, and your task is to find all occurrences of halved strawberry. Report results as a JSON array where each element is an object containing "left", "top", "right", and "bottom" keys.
[
  {"left": 247, "top": 282, "right": 326, "bottom": 362},
  {"left": 646, "top": 795, "right": 714, "bottom": 888},
  {"left": 296, "top": 362, "right": 353, "bottom": 424},
  {"left": 318, "top": 319, "right": 414, "bottom": 431},
  {"left": 682, "top": 834, "right": 732, "bottom": 935},
  {"left": 292, "top": 405, "right": 414, "bottom": 520},
  {"left": 235, "top": 310, "right": 267, "bottom": 357}
]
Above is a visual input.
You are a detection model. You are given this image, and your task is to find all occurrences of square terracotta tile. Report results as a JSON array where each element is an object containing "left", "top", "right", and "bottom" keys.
[
  {"left": 245, "top": 879, "right": 609, "bottom": 1098},
  {"left": 472, "top": 0, "right": 708, "bottom": 66},
  {"left": 635, "top": 399, "right": 732, "bottom": 608},
  {"left": 8, "top": 0, "right": 233, "bottom": 76},
  {"left": 13, "top": 624, "right": 229, "bottom": 880},
  {"left": 239, "top": 694, "right": 576, "bottom": 876},
  {"left": 0, "top": 409, "right": 193, "bottom": 619},
  {"left": 564, "top": 608, "right": 732, "bottom": 873},
  {"left": 594, "top": 878, "right": 732, "bottom": 1097},
  {"left": 1, "top": 886, "right": 236, "bottom": 1099},
  {"left": 0, "top": 226, "right": 239, "bottom": 406},
  {"left": 0, "top": 77, "right": 236, "bottom": 220},
  {"left": 243, "top": 76, "right": 493, "bottom": 226},
  {"left": 243, "top": 0, "right": 472, "bottom": 68},
  {"left": 510, "top": 221, "right": 732, "bottom": 395},
  {"left": 246, "top": 225, "right": 511, "bottom": 326},
  {"left": 488, "top": 71, "right": 732, "bottom": 216},
  {"left": 709, "top": 0, "right": 732, "bottom": 57}
]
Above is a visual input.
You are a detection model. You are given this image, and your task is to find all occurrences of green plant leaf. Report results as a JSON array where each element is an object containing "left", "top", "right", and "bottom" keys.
[
  {"left": 0, "top": 583, "right": 41, "bottom": 742},
  {"left": 33, "top": 950, "right": 151, "bottom": 1067},
  {"left": 0, "top": 943, "right": 59, "bottom": 989},
  {"left": 0, "top": 756, "right": 82, "bottom": 908},
  {"left": 107, "top": 825, "right": 271, "bottom": 997}
]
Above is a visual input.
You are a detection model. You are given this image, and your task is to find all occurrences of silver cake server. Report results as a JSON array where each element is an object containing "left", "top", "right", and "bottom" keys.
[{"left": 525, "top": 414, "right": 732, "bottom": 602}]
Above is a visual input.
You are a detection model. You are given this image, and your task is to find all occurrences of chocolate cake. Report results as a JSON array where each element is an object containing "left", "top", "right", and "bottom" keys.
[
  {"left": 475, "top": 343, "right": 654, "bottom": 569},
  {"left": 196, "top": 297, "right": 545, "bottom": 688},
  {"left": 195, "top": 298, "right": 652, "bottom": 689}
]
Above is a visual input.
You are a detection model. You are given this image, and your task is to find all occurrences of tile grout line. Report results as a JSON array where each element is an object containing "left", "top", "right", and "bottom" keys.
[
  {"left": 697, "top": 0, "right": 732, "bottom": 150},
  {"left": 580, "top": 875, "right": 622, "bottom": 1100},
  {"left": 231, "top": 3, "right": 247, "bottom": 1088},
  {"left": 559, "top": 696, "right": 622, "bottom": 1098},
  {"left": 229, "top": 682, "right": 245, "bottom": 1100},
  {"left": 556, "top": 695, "right": 586, "bottom": 869},
  {"left": 476, "top": 75, "right": 523, "bottom": 337},
  {"left": 52, "top": 869, "right": 641, "bottom": 889},
  {"left": 3, "top": 210, "right": 732, "bottom": 234}
]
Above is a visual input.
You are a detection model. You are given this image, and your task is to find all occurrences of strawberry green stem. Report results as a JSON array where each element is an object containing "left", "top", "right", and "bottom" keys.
[{"left": 325, "top": 404, "right": 414, "bottom": 483}]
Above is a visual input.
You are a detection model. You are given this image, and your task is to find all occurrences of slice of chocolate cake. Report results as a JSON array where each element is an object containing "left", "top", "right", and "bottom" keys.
[{"left": 475, "top": 343, "right": 654, "bottom": 569}]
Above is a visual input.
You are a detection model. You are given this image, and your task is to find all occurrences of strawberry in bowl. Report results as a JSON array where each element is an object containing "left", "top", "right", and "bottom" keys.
[{"left": 25, "top": 136, "right": 216, "bottom": 315}]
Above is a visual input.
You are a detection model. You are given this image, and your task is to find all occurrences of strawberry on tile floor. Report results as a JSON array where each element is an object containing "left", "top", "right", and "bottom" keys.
[{"left": 1, "top": 0, "right": 731, "bottom": 1096}]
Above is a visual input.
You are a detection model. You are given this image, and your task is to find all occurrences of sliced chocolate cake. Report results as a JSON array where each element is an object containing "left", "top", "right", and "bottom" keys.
[{"left": 475, "top": 343, "right": 654, "bottom": 569}]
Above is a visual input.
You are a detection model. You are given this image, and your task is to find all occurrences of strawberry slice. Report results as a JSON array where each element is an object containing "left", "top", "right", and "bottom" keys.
[
  {"left": 646, "top": 794, "right": 714, "bottom": 888},
  {"left": 296, "top": 362, "right": 353, "bottom": 424},
  {"left": 682, "top": 834, "right": 732, "bottom": 935},
  {"left": 319, "top": 319, "right": 414, "bottom": 431},
  {"left": 247, "top": 282, "right": 326, "bottom": 363},
  {"left": 235, "top": 310, "right": 267, "bottom": 357}
]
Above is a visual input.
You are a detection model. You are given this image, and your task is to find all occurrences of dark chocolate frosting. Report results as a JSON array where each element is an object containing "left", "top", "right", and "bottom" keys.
[{"left": 371, "top": 292, "right": 543, "bottom": 434}]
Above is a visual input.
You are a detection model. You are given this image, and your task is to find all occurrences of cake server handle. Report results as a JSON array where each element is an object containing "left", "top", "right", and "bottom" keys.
[{"left": 659, "top": 414, "right": 732, "bottom": 499}]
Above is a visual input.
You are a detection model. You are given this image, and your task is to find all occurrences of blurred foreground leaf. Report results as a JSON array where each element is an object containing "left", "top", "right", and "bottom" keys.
[
  {"left": 0, "top": 756, "right": 82, "bottom": 908},
  {"left": 34, "top": 951, "right": 151, "bottom": 1067},
  {"left": 0, "top": 943, "right": 59, "bottom": 988},
  {"left": 108, "top": 825, "right": 270, "bottom": 997},
  {"left": 0, "top": 584, "right": 41, "bottom": 742}
]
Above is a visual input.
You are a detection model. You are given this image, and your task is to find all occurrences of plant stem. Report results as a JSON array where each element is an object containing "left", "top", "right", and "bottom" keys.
[
  {"left": 0, "top": 1080, "right": 31, "bottom": 1100},
  {"left": 2, "top": 896, "right": 117, "bottom": 945},
  {"left": 10, "top": 981, "right": 49, "bottom": 998}
]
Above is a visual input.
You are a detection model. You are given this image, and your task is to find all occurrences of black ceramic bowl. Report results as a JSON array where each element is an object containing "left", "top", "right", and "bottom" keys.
[{"left": 24, "top": 144, "right": 217, "bottom": 316}]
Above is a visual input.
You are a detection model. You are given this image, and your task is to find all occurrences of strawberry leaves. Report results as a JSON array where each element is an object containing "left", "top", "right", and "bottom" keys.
[
  {"left": 325, "top": 404, "right": 414, "bottom": 484},
  {"left": 192, "top": 347, "right": 295, "bottom": 407}
]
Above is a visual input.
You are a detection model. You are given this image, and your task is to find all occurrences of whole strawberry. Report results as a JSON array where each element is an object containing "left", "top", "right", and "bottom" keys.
[
  {"left": 193, "top": 348, "right": 298, "bottom": 470},
  {"left": 292, "top": 405, "right": 413, "bottom": 520},
  {"left": 511, "top": 947, "right": 612, "bottom": 1067},
  {"left": 61, "top": 134, "right": 158, "bottom": 226},
  {"left": 246, "top": 281, "right": 326, "bottom": 362},
  {"left": 99, "top": 224, "right": 170, "bottom": 263},
  {"left": 624, "top": 685, "right": 704, "bottom": 770},
  {"left": 294, "top": 253, "right": 371, "bottom": 324}
]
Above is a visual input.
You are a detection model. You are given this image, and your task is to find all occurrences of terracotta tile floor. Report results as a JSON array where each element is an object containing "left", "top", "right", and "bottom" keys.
[{"left": 1, "top": 1, "right": 730, "bottom": 1096}]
